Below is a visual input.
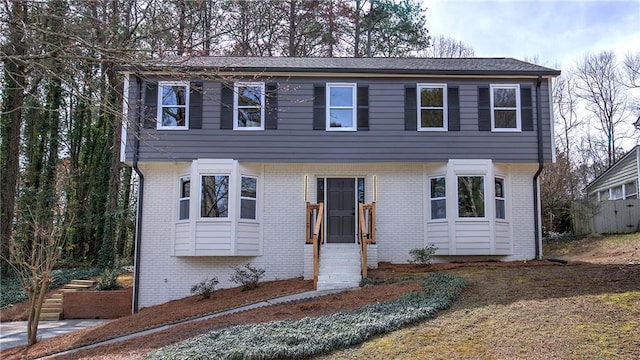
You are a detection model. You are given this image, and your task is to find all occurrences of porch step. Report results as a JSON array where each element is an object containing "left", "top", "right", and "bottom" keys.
[{"left": 317, "top": 244, "right": 362, "bottom": 291}]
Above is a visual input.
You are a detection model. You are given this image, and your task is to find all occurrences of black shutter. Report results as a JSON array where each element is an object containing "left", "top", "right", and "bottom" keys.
[
  {"left": 521, "top": 86, "right": 533, "bottom": 131},
  {"left": 478, "top": 86, "right": 491, "bottom": 131},
  {"left": 313, "top": 85, "right": 326, "bottom": 130},
  {"left": 143, "top": 82, "right": 158, "bottom": 129},
  {"left": 448, "top": 86, "right": 460, "bottom": 131},
  {"left": 220, "top": 85, "right": 234, "bottom": 129},
  {"left": 357, "top": 85, "right": 369, "bottom": 130},
  {"left": 265, "top": 83, "right": 278, "bottom": 129},
  {"left": 405, "top": 85, "right": 417, "bottom": 131},
  {"left": 189, "top": 82, "right": 203, "bottom": 129}
]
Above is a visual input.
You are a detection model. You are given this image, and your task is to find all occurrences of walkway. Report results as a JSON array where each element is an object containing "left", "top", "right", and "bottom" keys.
[{"left": 0, "top": 288, "right": 343, "bottom": 356}]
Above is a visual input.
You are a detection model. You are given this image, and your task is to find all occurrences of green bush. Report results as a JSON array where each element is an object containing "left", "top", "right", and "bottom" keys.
[
  {"left": 1, "top": 267, "right": 101, "bottom": 308},
  {"left": 96, "top": 267, "right": 123, "bottom": 290},
  {"left": 148, "top": 273, "right": 466, "bottom": 360},
  {"left": 229, "top": 263, "right": 265, "bottom": 291},
  {"left": 408, "top": 244, "right": 437, "bottom": 265},
  {"left": 190, "top": 278, "right": 219, "bottom": 300}
]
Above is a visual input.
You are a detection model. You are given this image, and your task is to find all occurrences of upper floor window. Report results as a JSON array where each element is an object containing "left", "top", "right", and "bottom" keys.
[
  {"left": 418, "top": 84, "right": 447, "bottom": 131},
  {"left": 429, "top": 176, "right": 446, "bottom": 220},
  {"left": 158, "top": 81, "right": 189, "bottom": 129},
  {"left": 201, "top": 175, "right": 229, "bottom": 218},
  {"left": 240, "top": 176, "right": 257, "bottom": 220},
  {"left": 458, "top": 176, "right": 485, "bottom": 218},
  {"left": 625, "top": 181, "right": 637, "bottom": 199},
  {"left": 178, "top": 177, "right": 190, "bottom": 221},
  {"left": 327, "top": 83, "right": 357, "bottom": 131},
  {"left": 495, "top": 178, "right": 506, "bottom": 219},
  {"left": 491, "top": 84, "right": 521, "bottom": 131},
  {"left": 234, "top": 82, "right": 265, "bottom": 130}
]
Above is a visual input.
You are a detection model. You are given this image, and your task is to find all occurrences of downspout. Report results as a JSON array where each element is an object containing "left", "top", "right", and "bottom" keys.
[
  {"left": 132, "top": 75, "right": 144, "bottom": 313},
  {"left": 532, "top": 76, "right": 543, "bottom": 260}
]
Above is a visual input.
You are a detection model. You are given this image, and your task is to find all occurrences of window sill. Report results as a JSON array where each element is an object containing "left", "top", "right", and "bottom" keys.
[
  {"left": 491, "top": 128, "right": 522, "bottom": 133},
  {"left": 418, "top": 128, "right": 448, "bottom": 132},
  {"left": 157, "top": 126, "right": 189, "bottom": 131}
]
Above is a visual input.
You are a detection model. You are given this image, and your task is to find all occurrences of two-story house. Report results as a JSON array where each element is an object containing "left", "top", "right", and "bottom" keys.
[{"left": 120, "top": 57, "right": 560, "bottom": 310}]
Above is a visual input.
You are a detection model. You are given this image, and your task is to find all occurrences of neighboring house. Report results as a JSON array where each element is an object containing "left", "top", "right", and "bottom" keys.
[
  {"left": 120, "top": 57, "right": 560, "bottom": 310},
  {"left": 585, "top": 145, "right": 639, "bottom": 202}
]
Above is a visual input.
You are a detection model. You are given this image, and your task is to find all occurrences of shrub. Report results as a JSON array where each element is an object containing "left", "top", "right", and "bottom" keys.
[
  {"left": 360, "top": 277, "right": 374, "bottom": 287},
  {"left": 408, "top": 244, "right": 437, "bottom": 265},
  {"left": 96, "top": 267, "right": 123, "bottom": 290},
  {"left": 543, "top": 231, "right": 578, "bottom": 242},
  {"left": 190, "top": 277, "right": 219, "bottom": 299},
  {"left": 149, "top": 273, "right": 466, "bottom": 360},
  {"left": 229, "top": 263, "right": 265, "bottom": 291}
]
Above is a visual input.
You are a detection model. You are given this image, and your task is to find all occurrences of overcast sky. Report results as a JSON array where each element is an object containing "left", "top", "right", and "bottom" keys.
[{"left": 426, "top": 0, "right": 640, "bottom": 70}]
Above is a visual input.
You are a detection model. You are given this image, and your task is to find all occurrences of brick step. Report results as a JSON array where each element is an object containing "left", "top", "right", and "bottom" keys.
[
  {"left": 39, "top": 312, "right": 62, "bottom": 321},
  {"left": 69, "top": 279, "right": 96, "bottom": 286},
  {"left": 63, "top": 283, "right": 92, "bottom": 290}
]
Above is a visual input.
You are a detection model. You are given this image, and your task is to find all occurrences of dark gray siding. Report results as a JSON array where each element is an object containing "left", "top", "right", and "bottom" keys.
[{"left": 126, "top": 76, "right": 553, "bottom": 163}]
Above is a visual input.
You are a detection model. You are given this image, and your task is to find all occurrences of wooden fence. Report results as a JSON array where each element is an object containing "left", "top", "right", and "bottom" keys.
[{"left": 572, "top": 199, "right": 640, "bottom": 235}]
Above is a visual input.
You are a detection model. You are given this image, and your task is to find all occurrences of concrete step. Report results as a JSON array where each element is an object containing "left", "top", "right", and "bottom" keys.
[
  {"left": 69, "top": 279, "right": 95, "bottom": 286},
  {"left": 317, "top": 282, "right": 360, "bottom": 291},
  {"left": 39, "top": 311, "right": 62, "bottom": 321},
  {"left": 63, "top": 283, "right": 92, "bottom": 290}
]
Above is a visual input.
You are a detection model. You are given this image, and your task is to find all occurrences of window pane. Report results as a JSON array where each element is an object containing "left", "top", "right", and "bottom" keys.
[
  {"left": 625, "top": 181, "right": 637, "bottom": 198},
  {"left": 458, "top": 176, "right": 485, "bottom": 217},
  {"left": 240, "top": 199, "right": 256, "bottom": 220},
  {"left": 494, "top": 110, "right": 516, "bottom": 128},
  {"left": 600, "top": 190, "right": 609, "bottom": 201},
  {"left": 493, "top": 88, "right": 516, "bottom": 107},
  {"left": 431, "top": 199, "right": 446, "bottom": 219},
  {"left": 430, "top": 177, "right": 446, "bottom": 198},
  {"left": 496, "top": 199, "right": 505, "bottom": 219},
  {"left": 611, "top": 186, "right": 623, "bottom": 200},
  {"left": 181, "top": 179, "right": 190, "bottom": 198},
  {"left": 179, "top": 199, "right": 189, "bottom": 220},
  {"left": 421, "top": 109, "right": 444, "bottom": 128},
  {"left": 237, "top": 108, "right": 262, "bottom": 127},
  {"left": 329, "top": 87, "right": 353, "bottom": 107},
  {"left": 329, "top": 109, "right": 353, "bottom": 128},
  {"left": 162, "top": 107, "right": 186, "bottom": 126},
  {"left": 237, "top": 86, "right": 262, "bottom": 107},
  {"left": 420, "top": 87, "right": 443, "bottom": 107},
  {"left": 358, "top": 178, "right": 365, "bottom": 203},
  {"left": 162, "top": 85, "right": 186, "bottom": 106},
  {"left": 495, "top": 178, "right": 504, "bottom": 198},
  {"left": 241, "top": 177, "right": 257, "bottom": 198},
  {"left": 201, "top": 175, "right": 229, "bottom": 218}
]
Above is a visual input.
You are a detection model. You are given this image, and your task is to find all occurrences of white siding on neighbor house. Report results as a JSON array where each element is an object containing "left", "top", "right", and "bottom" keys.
[
  {"left": 137, "top": 161, "right": 538, "bottom": 308},
  {"left": 587, "top": 147, "right": 639, "bottom": 197}
]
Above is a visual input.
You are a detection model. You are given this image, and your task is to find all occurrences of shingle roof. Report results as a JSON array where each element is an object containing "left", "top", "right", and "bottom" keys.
[{"left": 126, "top": 56, "right": 560, "bottom": 76}]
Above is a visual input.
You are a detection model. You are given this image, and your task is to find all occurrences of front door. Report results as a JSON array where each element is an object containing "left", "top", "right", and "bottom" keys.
[{"left": 326, "top": 178, "right": 356, "bottom": 243}]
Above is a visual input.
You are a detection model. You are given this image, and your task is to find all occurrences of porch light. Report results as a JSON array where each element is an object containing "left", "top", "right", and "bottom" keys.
[
  {"left": 372, "top": 175, "right": 378, "bottom": 202},
  {"left": 303, "top": 175, "right": 309, "bottom": 202}
]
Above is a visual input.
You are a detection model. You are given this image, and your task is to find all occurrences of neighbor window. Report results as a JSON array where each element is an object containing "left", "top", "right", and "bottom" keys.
[
  {"left": 201, "top": 175, "right": 229, "bottom": 218},
  {"left": 234, "top": 82, "right": 265, "bottom": 130},
  {"left": 178, "top": 177, "right": 190, "bottom": 221},
  {"left": 491, "top": 84, "right": 520, "bottom": 131},
  {"left": 458, "top": 176, "right": 485, "bottom": 217},
  {"left": 611, "top": 185, "right": 623, "bottom": 200},
  {"left": 495, "top": 178, "right": 506, "bottom": 219},
  {"left": 430, "top": 177, "right": 446, "bottom": 219},
  {"left": 625, "top": 181, "right": 637, "bottom": 199},
  {"left": 240, "top": 176, "right": 257, "bottom": 220},
  {"left": 418, "top": 84, "right": 447, "bottom": 130},
  {"left": 600, "top": 190, "right": 609, "bottom": 201},
  {"left": 158, "top": 81, "right": 189, "bottom": 129},
  {"left": 327, "top": 83, "right": 357, "bottom": 130}
]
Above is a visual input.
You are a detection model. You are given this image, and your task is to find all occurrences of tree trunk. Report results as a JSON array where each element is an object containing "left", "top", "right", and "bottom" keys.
[
  {"left": 1, "top": 0, "right": 27, "bottom": 275},
  {"left": 288, "top": 0, "right": 297, "bottom": 56}
]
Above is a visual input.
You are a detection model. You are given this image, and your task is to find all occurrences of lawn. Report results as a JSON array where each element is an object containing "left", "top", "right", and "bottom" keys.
[{"left": 1, "top": 233, "right": 638, "bottom": 359}]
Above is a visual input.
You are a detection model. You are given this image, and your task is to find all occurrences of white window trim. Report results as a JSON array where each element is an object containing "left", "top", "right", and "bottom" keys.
[
  {"left": 456, "top": 175, "right": 487, "bottom": 219},
  {"left": 326, "top": 83, "right": 357, "bottom": 132},
  {"left": 178, "top": 176, "right": 190, "bottom": 222},
  {"left": 199, "top": 174, "right": 231, "bottom": 220},
  {"left": 157, "top": 81, "right": 190, "bottom": 130},
  {"left": 428, "top": 176, "right": 447, "bottom": 221},
  {"left": 490, "top": 84, "right": 521, "bottom": 132},
  {"left": 240, "top": 175, "right": 259, "bottom": 221},
  {"left": 417, "top": 83, "right": 448, "bottom": 131},
  {"left": 233, "top": 82, "right": 265, "bottom": 131}
]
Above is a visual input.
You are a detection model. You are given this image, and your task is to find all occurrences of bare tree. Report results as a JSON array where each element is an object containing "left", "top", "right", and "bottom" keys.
[
  {"left": 623, "top": 51, "right": 640, "bottom": 88},
  {"left": 553, "top": 70, "right": 582, "bottom": 156},
  {"left": 574, "top": 51, "right": 631, "bottom": 166},
  {"left": 421, "top": 35, "right": 475, "bottom": 58}
]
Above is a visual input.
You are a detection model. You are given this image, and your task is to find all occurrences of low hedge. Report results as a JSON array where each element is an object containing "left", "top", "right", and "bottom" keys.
[
  {"left": 1, "top": 267, "right": 101, "bottom": 308},
  {"left": 148, "top": 273, "right": 466, "bottom": 360}
]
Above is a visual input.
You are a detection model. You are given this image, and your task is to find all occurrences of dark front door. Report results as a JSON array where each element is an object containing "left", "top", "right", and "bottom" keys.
[{"left": 326, "top": 178, "right": 356, "bottom": 243}]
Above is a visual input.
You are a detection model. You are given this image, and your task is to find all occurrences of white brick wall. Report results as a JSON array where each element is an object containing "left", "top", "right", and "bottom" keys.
[{"left": 137, "top": 161, "right": 539, "bottom": 308}]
